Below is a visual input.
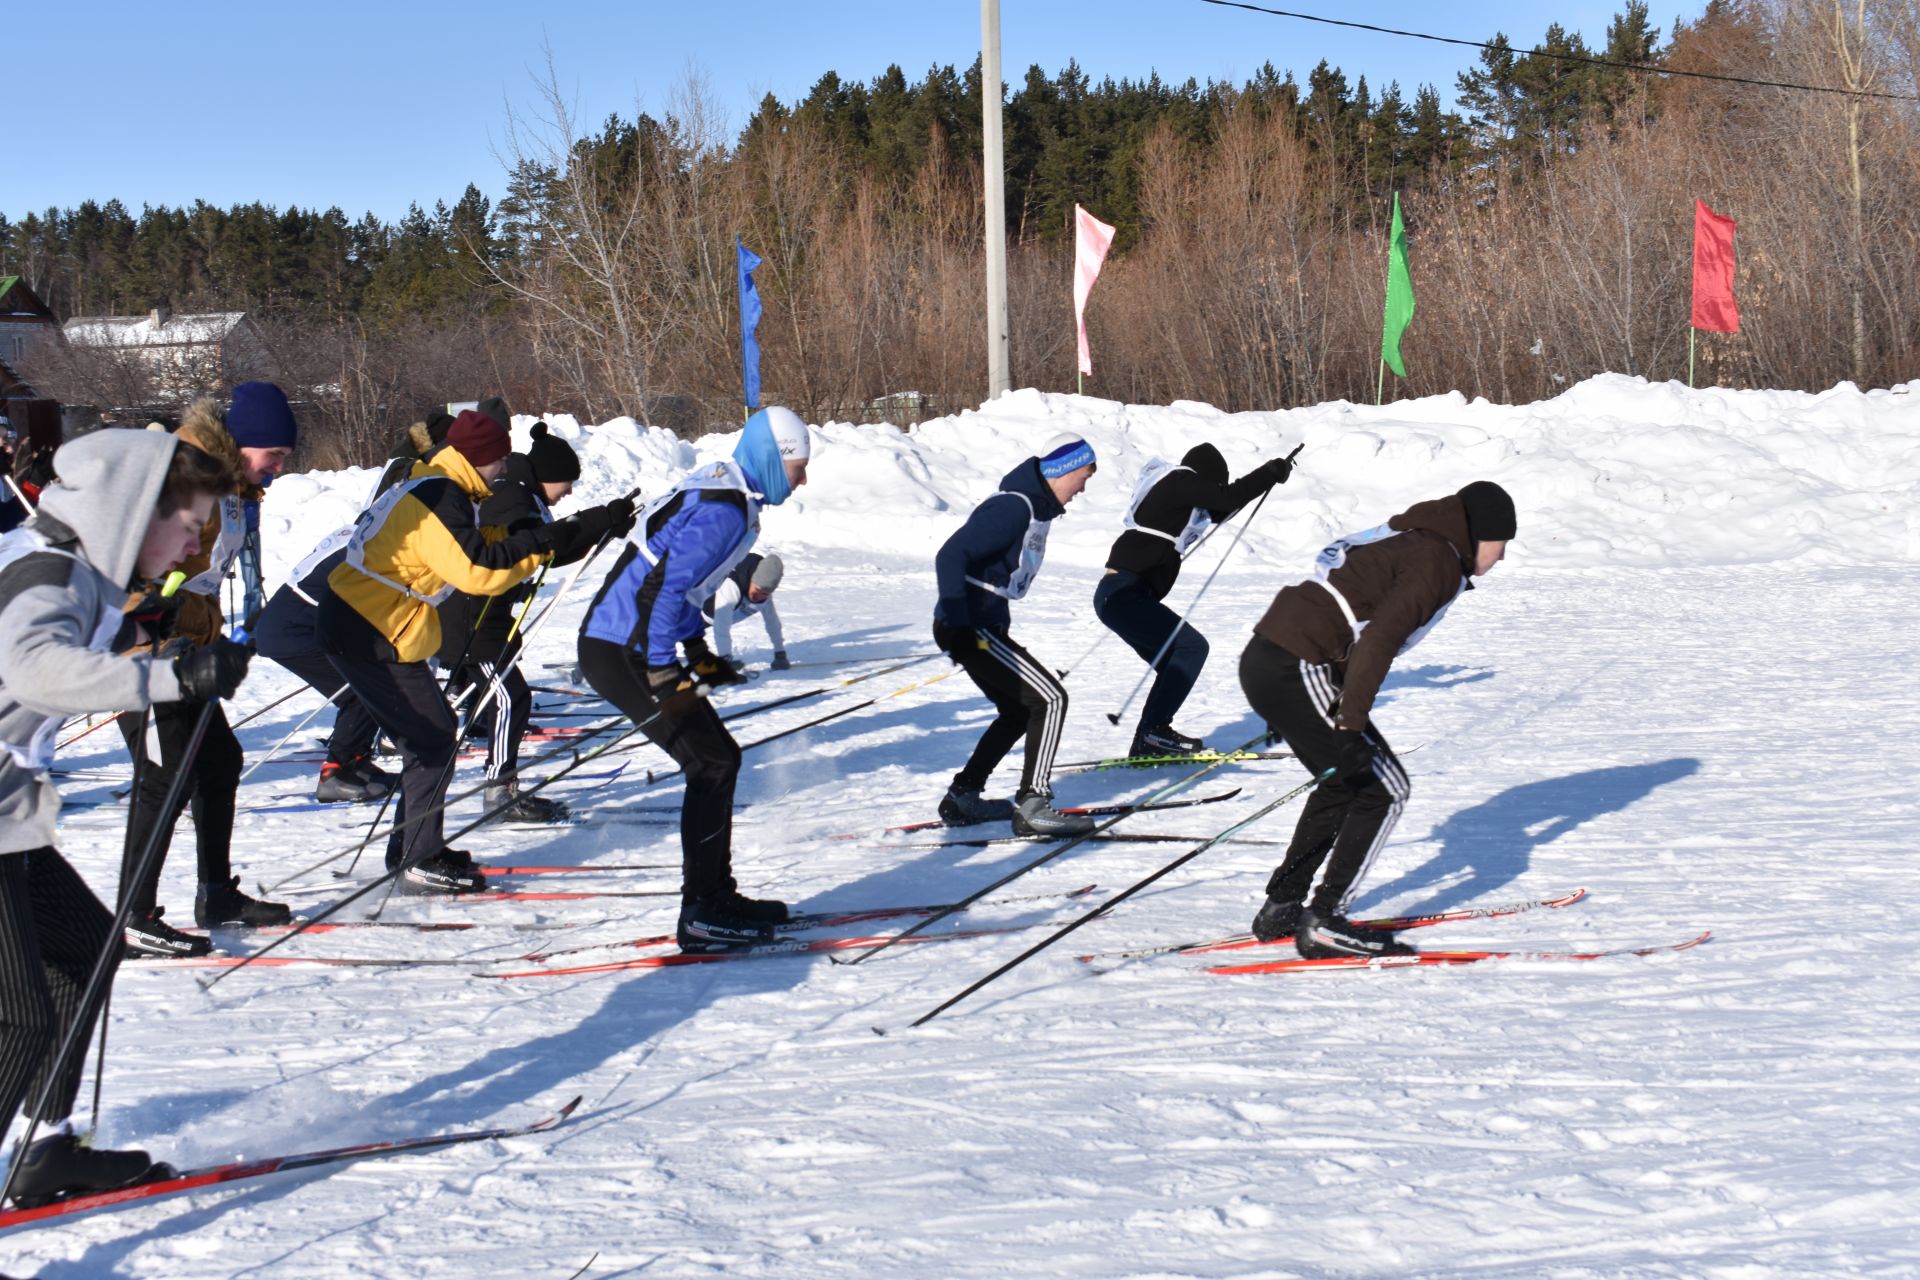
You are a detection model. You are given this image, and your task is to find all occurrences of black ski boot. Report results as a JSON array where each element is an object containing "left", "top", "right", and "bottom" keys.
[
  {"left": 717, "top": 889, "right": 789, "bottom": 925},
  {"left": 1012, "top": 790, "right": 1096, "bottom": 837},
  {"left": 399, "top": 850, "right": 488, "bottom": 895},
  {"left": 1131, "top": 725, "right": 1205, "bottom": 758},
  {"left": 1295, "top": 906, "right": 1415, "bottom": 959},
  {"left": 123, "top": 908, "right": 212, "bottom": 959},
  {"left": 5, "top": 1127, "right": 172, "bottom": 1208},
  {"left": 485, "top": 781, "right": 570, "bottom": 824},
  {"left": 938, "top": 784, "right": 1016, "bottom": 826},
  {"left": 195, "top": 876, "right": 293, "bottom": 929},
  {"left": 314, "top": 756, "right": 393, "bottom": 803},
  {"left": 676, "top": 898, "right": 778, "bottom": 953},
  {"left": 1250, "top": 896, "right": 1302, "bottom": 943}
]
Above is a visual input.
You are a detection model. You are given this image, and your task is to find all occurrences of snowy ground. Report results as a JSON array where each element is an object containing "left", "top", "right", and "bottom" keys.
[{"left": 7, "top": 378, "right": 1920, "bottom": 1277}]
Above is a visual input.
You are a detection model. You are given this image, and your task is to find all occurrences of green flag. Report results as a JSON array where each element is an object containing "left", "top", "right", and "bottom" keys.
[{"left": 1380, "top": 192, "right": 1416, "bottom": 379}]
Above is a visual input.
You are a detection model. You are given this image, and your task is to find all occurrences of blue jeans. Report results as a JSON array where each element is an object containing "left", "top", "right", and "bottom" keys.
[{"left": 1093, "top": 570, "right": 1210, "bottom": 735}]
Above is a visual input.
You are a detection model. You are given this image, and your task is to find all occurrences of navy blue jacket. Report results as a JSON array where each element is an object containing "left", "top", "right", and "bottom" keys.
[
  {"left": 933, "top": 458, "right": 1064, "bottom": 634},
  {"left": 581, "top": 487, "right": 750, "bottom": 665}
]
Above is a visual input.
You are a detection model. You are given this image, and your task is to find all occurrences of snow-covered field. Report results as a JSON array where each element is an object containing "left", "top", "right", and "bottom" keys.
[{"left": 11, "top": 375, "right": 1920, "bottom": 1277}]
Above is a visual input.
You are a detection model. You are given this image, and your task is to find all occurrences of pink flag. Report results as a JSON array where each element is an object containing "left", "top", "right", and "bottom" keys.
[
  {"left": 1690, "top": 199, "right": 1739, "bottom": 334},
  {"left": 1074, "top": 204, "right": 1117, "bottom": 377}
]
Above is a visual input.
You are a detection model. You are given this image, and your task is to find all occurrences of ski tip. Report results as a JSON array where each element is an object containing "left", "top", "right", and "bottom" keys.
[{"left": 553, "top": 1095, "right": 586, "bottom": 1122}]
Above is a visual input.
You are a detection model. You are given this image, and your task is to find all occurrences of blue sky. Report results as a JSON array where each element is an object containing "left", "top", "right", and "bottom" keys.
[{"left": 14, "top": 0, "right": 1661, "bottom": 222}]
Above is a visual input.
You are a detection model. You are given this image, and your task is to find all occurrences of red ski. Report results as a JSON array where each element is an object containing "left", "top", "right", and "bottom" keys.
[
  {"left": 1206, "top": 930, "right": 1711, "bottom": 975},
  {"left": 0, "top": 1097, "right": 582, "bottom": 1230}
]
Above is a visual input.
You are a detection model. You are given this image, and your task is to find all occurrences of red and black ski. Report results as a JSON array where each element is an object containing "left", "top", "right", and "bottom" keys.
[
  {"left": 1206, "top": 930, "right": 1711, "bottom": 975},
  {"left": 0, "top": 1096, "right": 582, "bottom": 1230}
]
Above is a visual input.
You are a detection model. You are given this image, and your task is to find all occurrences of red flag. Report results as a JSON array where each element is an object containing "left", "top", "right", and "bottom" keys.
[
  {"left": 1691, "top": 200, "right": 1739, "bottom": 334},
  {"left": 1073, "top": 205, "right": 1117, "bottom": 376}
]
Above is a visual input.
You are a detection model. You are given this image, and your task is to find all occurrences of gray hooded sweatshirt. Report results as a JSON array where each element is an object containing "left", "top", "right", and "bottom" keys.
[{"left": 0, "top": 429, "right": 185, "bottom": 855}]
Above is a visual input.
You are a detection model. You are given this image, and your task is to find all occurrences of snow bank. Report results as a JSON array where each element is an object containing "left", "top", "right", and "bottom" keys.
[{"left": 262, "top": 374, "right": 1920, "bottom": 587}]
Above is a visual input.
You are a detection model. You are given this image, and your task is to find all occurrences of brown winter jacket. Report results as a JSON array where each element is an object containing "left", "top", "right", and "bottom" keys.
[
  {"left": 1252, "top": 494, "right": 1477, "bottom": 732},
  {"left": 127, "top": 400, "right": 259, "bottom": 651}
]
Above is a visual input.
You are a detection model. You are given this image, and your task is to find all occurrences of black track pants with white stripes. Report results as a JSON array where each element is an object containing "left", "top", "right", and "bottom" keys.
[
  {"left": 934, "top": 623, "right": 1068, "bottom": 797},
  {"left": 1238, "top": 634, "right": 1411, "bottom": 914},
  {"left": 446, "top": 660, "right": 532, "bottom": 782},
  {"left": 577, "top": 637, "right": 742, "bottom": 905},
  {"left": 0, "top": 848, "right": 119, "bottom": 1136}
]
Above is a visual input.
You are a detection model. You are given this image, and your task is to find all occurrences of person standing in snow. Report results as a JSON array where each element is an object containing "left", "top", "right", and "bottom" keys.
[
  {"left": 577, "top": 405, "right": 811, "bottom": 952},
  {"left": 0, "top": 430, "right": 248, "bottom": 1204},
  {"left": 320, "top": 408, "right": 627, "bottom": 893},
  {"left": 115, "top": 384, "right": 299, "bottom": 957},
  {"left": 932, "top": 434, "right": 1098, "bottom": 835},
  {"left": 1239, "top": 481, "right": 1515, "bottom": 958},
  {"left": 252, "top": 407, "right": 463, "bottom": 805},
  {"left": 702, "top": 552, "right": 792, "bottom": 672},
  {"left": 438, "top": 422, "right": 626, "bottom": 824},
  {"left": 1097, "top": 442, "right": 1294, "bottom": 758}
]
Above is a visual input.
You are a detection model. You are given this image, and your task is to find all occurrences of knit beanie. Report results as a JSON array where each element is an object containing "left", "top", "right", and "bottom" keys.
[
  {"left": 750, "top": 554, "right": 784, "bottom": 594},
  {"left": 423, "top": 408, "right": 455, "bottom": 445},
  {"left": 476, "top": 396, "right": 512, "bottom": 433},
  {"left": 527, "top": 422, "right": 581, "bottom": 483},
  {"left": 227, "top": 381, "right": 298, "bottom": 450},
  {"left": 446, "top": 409, "right": 511, "bottom": 469},
  {"left": 1039, "top": 433, "right": 1097, "bottom": 479},
  {"left": 1457, "top": 480, "right": 1517, "bottom": 542}
]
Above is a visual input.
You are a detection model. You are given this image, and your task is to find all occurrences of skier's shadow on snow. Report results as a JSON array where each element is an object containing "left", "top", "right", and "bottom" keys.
[{"left": 1357, "top": 757, "right": 1701, "bottom": 913}]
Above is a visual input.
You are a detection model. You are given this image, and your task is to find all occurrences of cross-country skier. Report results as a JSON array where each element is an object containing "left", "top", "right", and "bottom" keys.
[
  {"left": 320, "top": 407, "right": 630, "bottom": 893},
  {"left": 253, "top": 409, "right": 462, "bottom": 804},
  {"left": 1096, "top": 442, "right": 1293, "bottom": 758},
  {"left": 576, "top": 405, "right": 811, "bottom": 951},
  {"left": 932, "top": 434, "right": 1098, "bottom": 835},
  {"left": 1239, "top": 481, "right": 1515, "bottom": 958},
  {"left": 702, "top": 552, "right": 790, "bottom": 671},
  {"left": 438, "top": 421, "right": 623, "bottom": 823},
  {"left": 116, "top": 385, "right": 298, "bottom": 956},
  {"left": 0, "top": 429, "right": 248, "bottom": 1203}
]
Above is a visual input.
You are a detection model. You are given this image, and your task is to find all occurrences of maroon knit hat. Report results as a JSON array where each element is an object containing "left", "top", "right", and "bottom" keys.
[{"left": 445, "top": 409, "right": 510, "bottom": 468}]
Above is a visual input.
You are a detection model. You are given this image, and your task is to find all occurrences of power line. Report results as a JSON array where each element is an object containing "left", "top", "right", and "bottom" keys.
[{"left": 1197, "top": 0, "right": 1920, "bottom": 104}]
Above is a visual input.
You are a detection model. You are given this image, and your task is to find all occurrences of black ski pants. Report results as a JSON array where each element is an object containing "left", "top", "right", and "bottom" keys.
[
  {"left": 1093, "top": 570, "right": 1210, "bottom": 737},
  {"left": 115, "top": 700, "right": 240, "bottom": 915},
  {"left": 446, "top": 659, "right": 532, "bottom": 783},
  {"left": 933, "top": 623, "right": 1068, "bottom": 797},
  {"left": 252, "top": 585, "right": 381, "bottom": 767},
  {"left": 1238, "top": 634, "right": 1411, "bottom": 914},
  {"left": 323, "top": 651, "right": 458, "bottom": 868},
  {"left": 578, "top": 637, "right": 741, "bottom": 906},
  {"left": 0, "top": 848, "right": 118, "bottom": 1133}
]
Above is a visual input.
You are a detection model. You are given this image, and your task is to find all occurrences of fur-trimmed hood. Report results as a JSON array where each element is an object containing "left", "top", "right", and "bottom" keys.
[{"left": 176, "top": 398, "right": 261, "bottom": 502}]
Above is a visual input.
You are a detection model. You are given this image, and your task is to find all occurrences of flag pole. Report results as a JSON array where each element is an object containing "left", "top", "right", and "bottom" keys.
[
  {"left": 1376, "top": 355, "right": 1386, "bottom": 406},
  {"left": 1688, "top": 327, "right": 1696, "bottom": 388}
]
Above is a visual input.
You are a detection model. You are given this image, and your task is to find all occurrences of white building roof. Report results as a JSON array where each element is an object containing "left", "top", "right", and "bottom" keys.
[{"left": 63, "top": 312, "right": 249, "bottom": 348}]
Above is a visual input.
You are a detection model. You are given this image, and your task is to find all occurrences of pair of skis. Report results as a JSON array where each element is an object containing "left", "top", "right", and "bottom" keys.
[{"left": 1076, "top": 888, "right": 1709, "bottom": 974}]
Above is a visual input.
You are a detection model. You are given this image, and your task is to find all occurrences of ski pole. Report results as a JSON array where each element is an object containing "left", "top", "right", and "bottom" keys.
[
  {"left": 1105, "top": 469, "right": 1288, "bottom": 729},
  {"left": 0, "top": 701, "right": 216, "bottom": 1208},
  {"left": 226, "top": 684, "right": 307, "bottom": 732},
  {"left": 1058, "top": 522, "right": 1228, "bottom": 679},
  {"left": 235, "top": 684, "right": 351, "bottom": 786},
  {"left": 86, "top": 704, "right": 153, "bottom": 1140},
  {"left": 4, "top": 473, "right": 35, "bottom": 516},
  {"left": 203, "top": 686, "right": 708, "bottom": 990},
  {"left": 780, "top": 650, "right": 939, "bottom": 671},
  {"left": 832, "top": 729, "right": 1273, "bottom": 968},
  {"left": 888, "top": 766, "right": 1334, "bottom": 1031}
]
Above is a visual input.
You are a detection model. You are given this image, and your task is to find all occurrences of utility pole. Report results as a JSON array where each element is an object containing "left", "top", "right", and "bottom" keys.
[{"left": 981, "top": 0, "right": 1011, "bottom": 400}]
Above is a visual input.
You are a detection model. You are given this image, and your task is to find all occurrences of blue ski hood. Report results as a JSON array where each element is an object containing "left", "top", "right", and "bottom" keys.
[
  {"left": 733, "top": 410, "right": 792, "bottom": 507},
  {"left": 1000, "top": 457, "right": 1066, "bottom": 521}
]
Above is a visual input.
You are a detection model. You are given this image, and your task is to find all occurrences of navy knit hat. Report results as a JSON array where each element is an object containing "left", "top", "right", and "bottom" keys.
[
  {"left": 227, "top": 381, "right": 298, "bottom": 450},
  {"left": 1039, "top": 433, "right": 1097, "bottom": 479},
  {"left": 526, "top": 422, "right": 581, "bottom": 484},
  {"left": 1457, "top": 480, "right": 1517, "bottom": 542}
]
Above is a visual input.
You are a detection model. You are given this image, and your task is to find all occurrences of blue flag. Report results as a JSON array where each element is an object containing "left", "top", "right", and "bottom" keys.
[{"left": 737, "top": 238, "right": 764, "bottom": 410}]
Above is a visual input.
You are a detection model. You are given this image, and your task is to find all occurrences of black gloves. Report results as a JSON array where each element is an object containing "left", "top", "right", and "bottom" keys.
[
  {"left": 173, "top": 637, "right": 252, "bottom": 703},
  {"left": 684, "top": 637, "right": 748, "bottom": 688},
  {"left": 604, "top": 496, "right": 637, "bottom": 539},
  {"left": 647, "top": 662, "right": 692, "bottom": 695},
  {"left": 770, "top": 650, "right": 791, "bottom": 671},
  {"left": 1329, "top": 729, "right": 1377, "bottom": 790},
  {"left": 1259, "top": 455, "right": 1294, "bottom": 487},
  {"left": 564, "top": 505, "right": 615, "bottom": 547},
  {"left": 126, "top": 587, "right": 183, "bottom": 640}
]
